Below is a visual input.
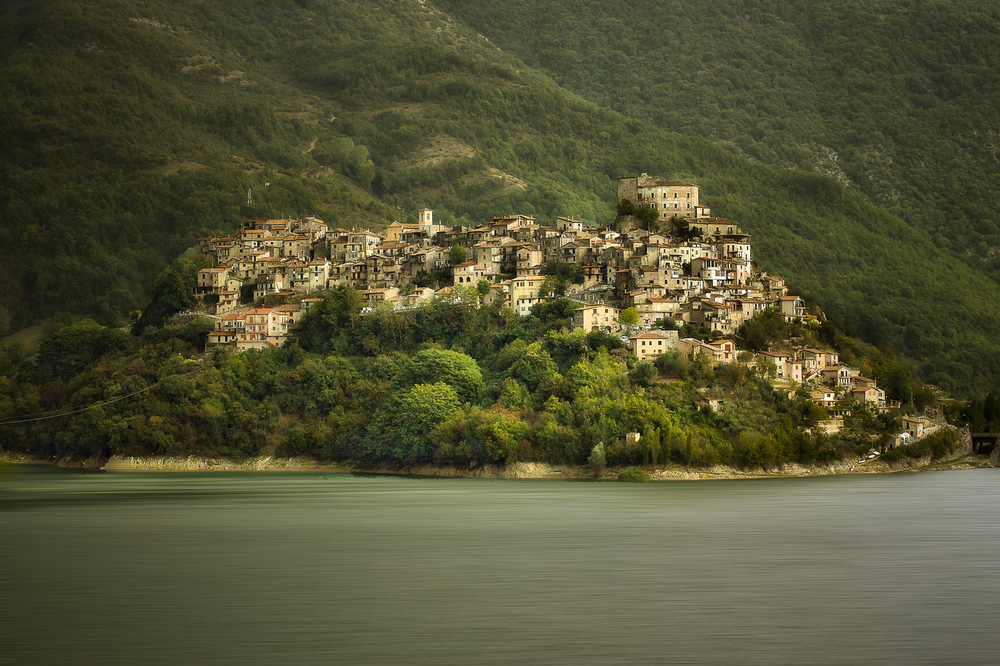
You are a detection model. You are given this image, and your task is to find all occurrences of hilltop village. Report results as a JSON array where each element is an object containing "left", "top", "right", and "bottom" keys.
[{"left": 192, "top": 174, "right": 905, "bottom": 435}]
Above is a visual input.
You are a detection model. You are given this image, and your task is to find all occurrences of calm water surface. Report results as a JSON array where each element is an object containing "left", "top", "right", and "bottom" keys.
[{"left": 5, "top": 468, "right": 999, "bottom": 664}]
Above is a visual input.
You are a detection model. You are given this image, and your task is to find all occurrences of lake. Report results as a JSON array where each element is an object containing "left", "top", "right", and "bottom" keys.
[{"left": 5, "top": 468, "right": 999, "bottom": 664}]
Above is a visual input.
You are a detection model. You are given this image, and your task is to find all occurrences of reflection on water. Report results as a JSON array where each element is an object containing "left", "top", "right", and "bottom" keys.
[{"left": 6, "top": 469, "right": 1000, "bottom": 664}]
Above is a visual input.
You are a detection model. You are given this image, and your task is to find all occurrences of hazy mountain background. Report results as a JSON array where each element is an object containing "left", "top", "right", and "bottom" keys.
[{"left": 1, "top": 0, "right": 998, "bottom": 394}]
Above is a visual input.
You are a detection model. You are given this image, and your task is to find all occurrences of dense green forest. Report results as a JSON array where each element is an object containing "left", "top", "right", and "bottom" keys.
[
  {"left": 1, "top": 291, "right": 960, "bottom": 470},
  {"left": 1, "top": 0, "right": 999, "bottom": 394}
]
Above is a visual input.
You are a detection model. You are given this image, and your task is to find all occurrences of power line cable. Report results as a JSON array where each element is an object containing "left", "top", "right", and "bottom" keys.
[{"left": 0, "top": 369, "right": 201, "bottom": 426}]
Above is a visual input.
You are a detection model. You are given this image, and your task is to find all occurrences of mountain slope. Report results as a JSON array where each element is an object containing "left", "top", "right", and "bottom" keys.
[
  {"left": 0, "top": 0, "right": 997, "bottom": 393},
  {"left": 435, "top": 0, "right": 1000, "bottom": 267}
]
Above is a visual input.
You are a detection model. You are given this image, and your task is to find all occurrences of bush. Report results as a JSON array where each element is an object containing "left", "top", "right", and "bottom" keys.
[
  {"left": 629, "top": 361, "right": 656, "bottom": 387},
  {"left": 617, "top": 467, "right": 650, "bottom": 482}
]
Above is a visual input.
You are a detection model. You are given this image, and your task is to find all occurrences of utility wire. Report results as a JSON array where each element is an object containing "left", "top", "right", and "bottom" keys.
[{"left": 0, "top": 370, "right": 201, "bottom": 426}]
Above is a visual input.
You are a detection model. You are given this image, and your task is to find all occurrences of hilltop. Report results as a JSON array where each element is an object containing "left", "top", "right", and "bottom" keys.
[
  {"left": 7, "top": 173, "right": 995, "bottom": 472},
  {"left": 1, "top": 0, "right": 999, "bottom": 394}
]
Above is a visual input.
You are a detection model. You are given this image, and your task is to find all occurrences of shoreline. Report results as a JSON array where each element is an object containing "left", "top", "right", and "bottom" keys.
[{"left": 3, "top": 451, "right": 995, "bottom": 480}]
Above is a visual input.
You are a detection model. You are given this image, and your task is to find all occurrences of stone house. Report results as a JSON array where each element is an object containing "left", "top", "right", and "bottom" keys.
[
  {"left": 279, "top": 235, "right": 313, "bottom": 261},
  {"left": 798, "top": 348, "right": 840, "bottom": 374},
  {"left": 821, "top": 365, "right": 854, "bottom": 387},
  {"left": 629, "top": 330, "right": 679, "bottom": 361},
  {"left": 809, "top": 389, "right": 838, "bottom": 412},
  {"left": 238, "top": 228, "right": 270, "bottom": 251},
  {"left": 677, "top": 338, "right": 737, "bottom": 364},
  {"left": 367, "top": 254, "right": 401, "bottom": 286},
  {"left": 574, "top": 305, "right": 620, "bottom": 332},
  {"left": 472, "top": 237, "right": 516, "bottom": 273},
  {"left": 691, "top": 257, "right": 728, "bottom": 289},
  {"left": 510, "top": 275, "right": 547, "bottom": 316},
  {"left": 635, "top": 297, "right": 680, "bottom": 327},
  {"left": 755, "top": 351, "right": 803, "bottom": 383},
  {"left": 206, "top": 329, "right": 239, "bottom": 348},
  {"left": 902, "top": 416, "right": 927, "bottom": 439},
  {"left": 720, "top": 236, "right": 752, "bottom": 264},
  {"left": 383, "top": 221, "right": 419, "bottom": 243},
  {"left": 328, "top": 229, "right": 382, "bottom": 263},
  {"left": 453, "top": 260, "right": 494, "bottom": 287},
  {"left": 404, "top": 287, "right": 437, "bottom": 308},
  {"left": 777, "top": 295, "right": 806, "bottom": 320},
  {"left": 850, "top": 385, "right": 885, "bottom": 408},
  {"left": 307, "top": 260, "right": 331, "bottom": 290},
  {"left": 516, "top": 244, "right": 543, "bottom": 274},
  {"left": 363, "top": 287, "right": 400, "bottom": 307},
  {"left": 212, "top": 290, "right": 240, "bottom": 315},
  {"left": 690, "top": 218, "right": 743, "bottom": 238},
  {"left": 244, "top": 307, "right": 293, "bottom": 344},
  {"left": 196, "top": 267, "right": 230, "bottom": 295},
  {"left": 556, "top": 216, "right": 584, "bottom": 232}
]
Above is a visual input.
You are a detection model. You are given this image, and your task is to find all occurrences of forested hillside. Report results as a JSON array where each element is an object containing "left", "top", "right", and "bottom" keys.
[
  {"left": 1, "top": 0, "right": 998, "bottom": 393},
  {"left": 437, "top": 0, "right": 1000, "bottom": 262}
]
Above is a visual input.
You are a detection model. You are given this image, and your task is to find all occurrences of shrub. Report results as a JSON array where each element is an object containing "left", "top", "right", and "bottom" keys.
[{"left": 617, "top": 467, "right": 650, "bottom": 482}]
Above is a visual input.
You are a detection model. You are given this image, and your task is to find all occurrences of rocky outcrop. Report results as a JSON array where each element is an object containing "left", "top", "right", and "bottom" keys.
[
  {"left": 952, "top": 425, "right": 973, "bottom": 455},
  {"left": 103, "top": 456, "right": 324, "bottom": 472}
]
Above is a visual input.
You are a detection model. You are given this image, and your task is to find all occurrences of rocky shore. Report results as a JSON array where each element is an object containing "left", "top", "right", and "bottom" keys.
[{"left": 4, "top": 449, "right": 995, "bottom": 480}]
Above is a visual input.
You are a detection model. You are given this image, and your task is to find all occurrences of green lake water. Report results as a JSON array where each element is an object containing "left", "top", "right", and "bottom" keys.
[{"left": 5, "top": 468, "right": 999, "bottom": 664}]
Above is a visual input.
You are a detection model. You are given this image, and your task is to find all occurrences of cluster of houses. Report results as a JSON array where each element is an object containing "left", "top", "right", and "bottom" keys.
[{"left": 190, "top": 174, "right": 891, "bottom": 418}]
